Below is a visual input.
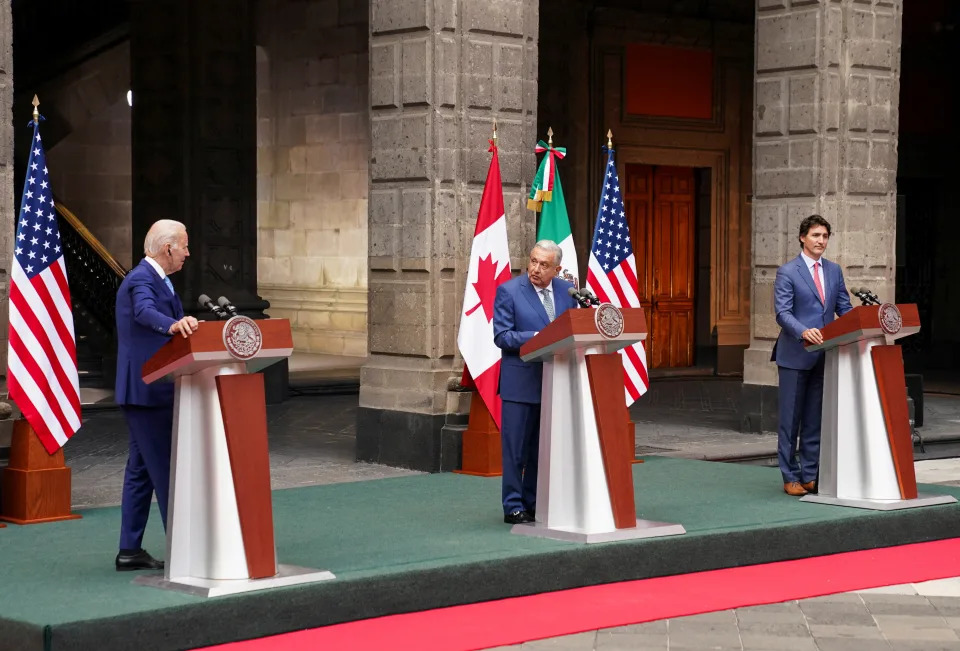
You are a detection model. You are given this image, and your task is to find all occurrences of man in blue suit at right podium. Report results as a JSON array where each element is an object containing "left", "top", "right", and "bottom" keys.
[
  {"left": 493, "top": 240, "right": 578, "bottom": 524},
  {"left": 114, "top": 219, "right": 199, "bottom": 570},
  {"left": 772, "top": 215, "right": 853, "bottom": 496}
]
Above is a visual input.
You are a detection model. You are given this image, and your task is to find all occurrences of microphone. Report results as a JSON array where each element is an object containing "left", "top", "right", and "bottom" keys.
[
  {"left": 850, "top": 287, "right": 881, "bottom": 306},
  {"left": 567, "top": 286, "right": 590, "bottom": 308},
  {"left": 198, "top": 294, "right": 228, "bottom": 319},
  {"left": 579, "top": 287, "right": 601, "bottom": 306},
  {"left": 217, "top": 296, "right": 239, "bottom": 317}
]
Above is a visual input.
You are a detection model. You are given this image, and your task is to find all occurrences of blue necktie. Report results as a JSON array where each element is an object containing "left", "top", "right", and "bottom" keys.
[{"left": 163, "top": 276, "right": 175, "bottom": 295}]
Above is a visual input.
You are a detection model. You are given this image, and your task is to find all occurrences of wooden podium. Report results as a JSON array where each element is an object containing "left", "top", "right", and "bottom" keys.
[
  {"left": 131, "top": 318, "right": 335, "bottom": 597},
  {"left": 510, "top": 306, "right": 685, "bottom": 543},
  {"left": 803, "top": 303, "right": 956, "bottom": 510}
]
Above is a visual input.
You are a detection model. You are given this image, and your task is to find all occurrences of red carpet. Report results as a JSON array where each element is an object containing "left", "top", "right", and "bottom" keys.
[{"left": 200, "top": 538, "right": 960, "bottom": 651}]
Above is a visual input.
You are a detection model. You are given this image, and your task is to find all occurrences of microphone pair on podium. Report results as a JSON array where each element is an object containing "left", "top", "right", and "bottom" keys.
[
  {"left": 198, "top": 294, "right": 239, "bottom": 320},
  {"left": 567, "top": 286, "right": 600, "bottom": 308},
  {"left": 850, "top": 287, "right": 882, "bottom": 306}
]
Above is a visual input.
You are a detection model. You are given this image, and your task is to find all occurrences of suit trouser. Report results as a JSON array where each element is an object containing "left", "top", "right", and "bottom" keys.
[
  {"left": 501, "top": 399, "right": 540, "bottom": 515},
  {"left": 119, "top": 404, "right": 174, "bottom": 551},
  {"left": 777, "top": 355, "right": 826, "bottom": 483}
]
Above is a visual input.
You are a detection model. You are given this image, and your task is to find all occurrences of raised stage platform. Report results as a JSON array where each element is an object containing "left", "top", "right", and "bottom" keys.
[{"left": 2, "top": 457, "right": 960, "bottom": 651}]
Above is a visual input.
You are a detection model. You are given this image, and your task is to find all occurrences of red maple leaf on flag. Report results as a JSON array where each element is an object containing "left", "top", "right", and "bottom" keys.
[{"left": 465, "top": 253, "right": 511, "bottom": 322}]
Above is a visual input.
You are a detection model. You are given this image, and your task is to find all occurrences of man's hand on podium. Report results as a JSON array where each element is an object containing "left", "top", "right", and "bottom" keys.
[
  {"left": 801, "top": 327, "right": 824, "bottom": 346},
  {"left": 169, "top": 316, "right": 200, "bottom": 338}
]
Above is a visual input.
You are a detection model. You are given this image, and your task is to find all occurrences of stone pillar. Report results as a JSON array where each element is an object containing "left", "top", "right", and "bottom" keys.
[
  {"left": 742, "top": 0, "right": 903, "bottom": 431},
  {"left": 129, "top": 0, "right": 263, "bottom": 312},
  {"left": 359, "top": 0, "right": 539, "bottom": 471},
  {"left": 0, "top": 0, "right": 12, "bottom": 386}
]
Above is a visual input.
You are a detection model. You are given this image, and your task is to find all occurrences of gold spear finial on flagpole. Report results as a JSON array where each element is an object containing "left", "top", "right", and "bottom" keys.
[
  {"left": 607, "top": 129, "right": 613, "bottom": 149},
  {"left": 547, "top": 126, "right": 554, "bottom": 146},
  {"left": 32, "top": 95, "right": 40, "bottom": 124},
  {"left": 492, "top": 118, "right": 497, "bottom": 142}
]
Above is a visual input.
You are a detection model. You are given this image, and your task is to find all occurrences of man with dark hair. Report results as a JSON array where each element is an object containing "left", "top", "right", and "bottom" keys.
[{"left": 772, "top": 215, "right": 853, "bottom": 496}]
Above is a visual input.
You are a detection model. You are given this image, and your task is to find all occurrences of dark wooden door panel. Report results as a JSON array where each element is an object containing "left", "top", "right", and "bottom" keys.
[{"left": 624, "top": 164, "right": 696, "bottom": 369}]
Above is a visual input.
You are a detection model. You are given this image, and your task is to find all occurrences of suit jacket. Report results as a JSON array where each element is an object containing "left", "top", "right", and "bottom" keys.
[
  {"left": 493, "top": 273, "right": 578, "bottom": 404},
  {"left": 115, "top": 259, "right": 184, "bottom": 406},
  {"left": 772, "top": 253, "right": 853, "bottom": 370}
]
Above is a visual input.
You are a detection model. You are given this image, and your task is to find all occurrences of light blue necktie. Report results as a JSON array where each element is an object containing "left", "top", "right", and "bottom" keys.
[
  {"left": 163, "top": 276, "right": 175, "bottom": 295},
  {"left": 541, "top": 287, "right": 555, "bottom": 322}
]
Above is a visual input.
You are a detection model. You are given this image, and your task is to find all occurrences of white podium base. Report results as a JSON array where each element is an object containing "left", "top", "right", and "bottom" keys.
[
  {"left": 511, "top": 519, "right": 686, "bottom": 544},
  {"left": 800, "top": 493, "right": 957, "bottom": 511},
  {"left": 133, "top": 564, "right": 336, "bottom": 598}
]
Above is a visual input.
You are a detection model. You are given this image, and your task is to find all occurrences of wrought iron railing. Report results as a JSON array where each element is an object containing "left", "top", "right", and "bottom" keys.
[{"left": 54, "top": 200, "right": 126, "bottom": 339}]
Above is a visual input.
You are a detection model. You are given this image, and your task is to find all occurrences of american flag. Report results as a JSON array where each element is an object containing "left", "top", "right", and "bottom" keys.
[
  {"left": 585, "top": 146, "right": 650, "bottom": 404},
  {"left": 7, "top": 119, "right": 82, "bottom": 453}
]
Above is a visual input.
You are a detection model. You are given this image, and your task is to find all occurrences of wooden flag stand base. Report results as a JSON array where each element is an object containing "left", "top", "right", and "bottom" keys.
[
  {"left": 0, "top": 419, "right": 81, "bottom": 525},
  {"left": 455, "top": 392, "right": 502, "bottom": 477}
]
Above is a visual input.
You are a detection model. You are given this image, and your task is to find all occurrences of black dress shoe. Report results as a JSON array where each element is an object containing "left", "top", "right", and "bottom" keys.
[
  {"left": 115, "top": 549, "right": 165, "bottom": 572},
  {"left": 504, "top": 510, "right": 533, "bottom": 525}
]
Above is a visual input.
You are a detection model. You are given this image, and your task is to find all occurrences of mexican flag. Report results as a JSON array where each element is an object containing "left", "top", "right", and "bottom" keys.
[
  {"left": 529, "top": 140, "right": 578, "bottom": 286},
  {"left": 457, "top": 139, "right": 511, "bottom": 428}
]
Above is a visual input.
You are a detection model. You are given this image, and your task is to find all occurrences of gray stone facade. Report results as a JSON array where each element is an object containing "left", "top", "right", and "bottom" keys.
[
  {"left": 358, "top": 0, "right": 539, "bottom": 470},
  {"left": 743, "top": 0, "right": 903, "bottom": 430}
]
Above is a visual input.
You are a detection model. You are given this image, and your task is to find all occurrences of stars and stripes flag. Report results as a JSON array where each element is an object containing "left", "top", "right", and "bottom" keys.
[
  {"left": 7, "top": 115, "right": 82, "bottom": 453},
  {"left": 457, "top": 138, "right": 511, "bottom": 428},
  {"left": 585, "top": 144, "right": 650, "bottom": 404}
]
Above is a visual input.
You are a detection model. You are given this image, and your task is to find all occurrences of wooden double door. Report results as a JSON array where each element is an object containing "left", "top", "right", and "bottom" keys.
[{"left": 623, "top": 164, "right": 696, "bottom": 368}]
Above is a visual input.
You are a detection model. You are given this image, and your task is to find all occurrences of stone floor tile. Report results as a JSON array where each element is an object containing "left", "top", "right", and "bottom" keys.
[
  {"left": 599, "top": 621, "right": 666, "bottom": 634},
  {"left": 739, "top": 633, "right": 818, "bottom": 650},
  {"left": 865, "top": 602, "right": 941, "bottom": 617},
  {"left": 885, "top": 642, "right": 960, "bottom": 651},
  {"left": 858, "top": 585, "right": 919, "bottom": 596},
  {"left": 798, "top": 604, "right": 875, "bottom": 627},
  {"left": 737, "top": 621, "right": 809, "bottom": 637},
  {"left": 668, "top": 631, "right": 743, "bottom": 649},
  {"left": 594, "top": 632, "right": 667, "bottom": 649},
  {"left": 929, "top": 597, "right": 960, "bottom": 616},
  {"left": 673, "top": 610, "right": 739, "bottom": 624},
  {"left": 813, "top": 638, "right": 892, "bottom": 651},
  {"left": 801, "top": 592, "right": 864, "bottom": 604},
  {"left": 913, "top": 578, "right": 960, "bottom": 598},
  {"left": 808, "top": 624, "right": 885, "bottom": 639}
]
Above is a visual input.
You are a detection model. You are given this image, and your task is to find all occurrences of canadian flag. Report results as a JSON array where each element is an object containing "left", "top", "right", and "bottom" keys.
[{"left": 458, "top": 139, "right": 511, "bottom": 428}]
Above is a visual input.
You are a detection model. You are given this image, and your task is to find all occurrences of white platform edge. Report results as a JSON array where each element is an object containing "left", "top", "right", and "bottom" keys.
[
  {"left": 511, "top": 519, "right": 686, "bottom": 544},
  {"left": 132, "top": 564, "right": 336, "bottom": 598},
  {"left": 799, "top": 492, "right": 958, "bottom": 511}
]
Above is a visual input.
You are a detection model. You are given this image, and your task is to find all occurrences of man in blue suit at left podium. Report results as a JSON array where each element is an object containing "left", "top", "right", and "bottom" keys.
[{"left": 114, "top": 219, "right": 199, "bottom": 571}]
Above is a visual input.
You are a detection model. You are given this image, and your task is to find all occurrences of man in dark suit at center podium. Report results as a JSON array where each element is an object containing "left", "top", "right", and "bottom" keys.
[
  {"left": 493, "top": 240, "right": 578, "bottom": 525},
  {"left": 114, "top": 219, "right": 199, "bottom": 571}
]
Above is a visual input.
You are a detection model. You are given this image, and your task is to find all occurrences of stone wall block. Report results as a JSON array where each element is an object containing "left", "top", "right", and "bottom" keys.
[
  {"left": 371, "top": 42, "right": 399, "bottom": 108},
  {"left": 756, "top": 12, "right": 819, "bottom": 73},
  {"left": 823, "top": 73, "right": 840, "bottom": 131},
  {"left": 436, "top": 0, "right": 457, "bottom": 30},
  {"left": 755, "top": 169, "right": 815, "bottom": 199},
  {"left": 755, "top": 79, "right": 785, "bottom": 136},
  {"left": 436, "top": 37, "right": 459, "bottom": 108},
  {"left": 369, "top": 189, "right": 400, "bottom": 224},
  {"left": 466, "top": 40, "right": 494, "bottom": 109},
  {"left": 758, "top": 0, "right": 787, "bottom": 9},
  {"left": 370, "top": 114, "right": 429, "bottom": 180},
  {"left": 789, "top": 139, "right": 816, "bottom": 169},
  {"left": 849, "top": 40, "right": 893, "bottom": 70},
  {"left": 371, "top": 0, "right": 428, "bottom": 34},
  {"left": 401, "top": 38, "right": 430, "bottom": 106},
  {"left": 464, "top": 0, "right": 524, "bottom": 37},
  {"left": 756, "top": 141, "right": 789, "bottom": 171},
  {"left": 369, "top": 224, "right": 400, "bottom": 258},
  {"left": 788, "top": 75, "right": 818, "bottom": 134}
]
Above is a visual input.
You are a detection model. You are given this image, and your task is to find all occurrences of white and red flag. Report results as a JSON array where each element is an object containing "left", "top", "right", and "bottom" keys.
[
  {"left": 7, "top": 112, "right": 82, "bottom": 453},
  {"left": 457, "top": 138, "right": 511, "bottom": 428},
  {"left": 585, "top": 143, "right": 650, "bottom": 404}
]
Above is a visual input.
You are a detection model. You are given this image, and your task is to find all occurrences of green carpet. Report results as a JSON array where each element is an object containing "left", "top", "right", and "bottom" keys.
[{"left": 2, "top": 457, "right": 959, "bottom": 646}]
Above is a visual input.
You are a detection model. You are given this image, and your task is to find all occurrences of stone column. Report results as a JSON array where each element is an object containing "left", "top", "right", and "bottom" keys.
[
  {"left": 0, "top": 0, "right": 12, "bottom": 385},
  {"left": 742, "top": 0, "right": 903, "bottom": 431},
  {"left": 359, "top": 0, "right": 539, "bottom": 471}
]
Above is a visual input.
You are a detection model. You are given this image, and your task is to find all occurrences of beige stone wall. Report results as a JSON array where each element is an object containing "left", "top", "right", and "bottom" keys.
[
  {"left": 47, "top": 96, "right": 132, "bottom": 269},
  {"left": 255, "top": 0, "right": 369, "bottom": 356}
]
